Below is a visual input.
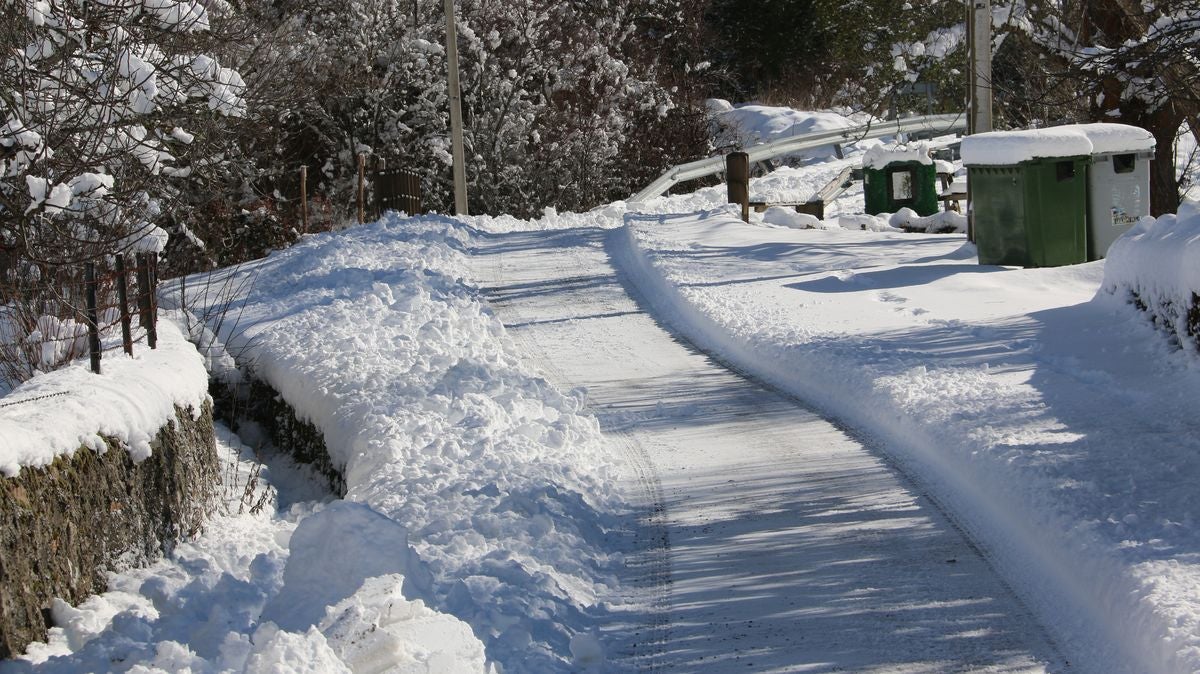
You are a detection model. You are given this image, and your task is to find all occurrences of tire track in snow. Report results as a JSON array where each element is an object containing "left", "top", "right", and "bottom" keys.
[
  {"left": 470, "top": 229, "right": 673, "bottom": 670},
  {"left": 469, "top": 224, "right": 1061, "bottom": 672}
]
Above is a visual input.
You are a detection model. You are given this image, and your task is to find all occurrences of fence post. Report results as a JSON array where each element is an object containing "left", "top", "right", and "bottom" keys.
[
  {"left": 148, "top": 254, "right": 158, "bottom": 349},
  {"left": 136, "top": 253, "right": 158, "bottom": 350},
  {"left": 726, "top": 151, "right": 751, "bottom": 223},
  {"left": 300, "top": 165, "right": 309, "bottom": 234},
  {"left": 357, "top": 153, "right": 366, "bottom": 224},
  {"left": 115, "top": 255, "right": 133, "bottom": 356},
  {"left": 84, "top": 262, "right": 101, "bottom": 375}
]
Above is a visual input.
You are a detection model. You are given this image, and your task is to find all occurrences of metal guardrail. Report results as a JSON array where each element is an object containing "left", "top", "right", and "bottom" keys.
[{"left": 629, "top": 112, "right": 968, "bottom": 204}]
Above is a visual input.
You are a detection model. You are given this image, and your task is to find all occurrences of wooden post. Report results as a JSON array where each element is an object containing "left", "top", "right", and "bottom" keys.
[
  {"left": 115, "top": 255, "right": 133, "bottom": 356},
  {"left": 796, "top": 200, "right": 825, "bottom": 220},
  {"left": 84, "top": 262, "right": 101, "bottom": 374},
  {"left": 148, "top": 253, "right": 158, "bottom": 350},
  {"left": 408, "top": 171, "right": 422, "bottom": 215},
  {"left": 135, "top": 253, "right": 157, "bottom": 350},
  {"left": 726, "top": 151, "right": 751, "bottom": 223},
  {"left": 357, "top": 153, "right": 366, "bottom": 224},
  {"left": 300, "top": 165, "right": 309, "bottom": 234}
]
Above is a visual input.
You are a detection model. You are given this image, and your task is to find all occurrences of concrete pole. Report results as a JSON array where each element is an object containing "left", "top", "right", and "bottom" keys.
[
  {"left": 444, "top": 0, "right": 469, "bottom": 216},
  {"left": 968, "top": 0, "right": 993, "bottom": 135},
  {"left": 966, "top": 0, "right": 992, "bottom": 243}
]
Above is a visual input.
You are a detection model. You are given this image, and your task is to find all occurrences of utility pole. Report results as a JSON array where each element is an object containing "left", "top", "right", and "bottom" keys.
[
  {"left": 966, "top": 0, "right": 992, "bottom": 243},
  {"left": 967, "top": 0, "right": 993, "bottom": 135},
  {"left": 444, "top": 0, "right": 469, "bottom": 216}
]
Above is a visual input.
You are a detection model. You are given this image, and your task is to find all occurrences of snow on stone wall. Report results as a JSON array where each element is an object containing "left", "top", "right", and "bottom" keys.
[{"left": 0, "top": 319, "right": 210, "bottom": 476}]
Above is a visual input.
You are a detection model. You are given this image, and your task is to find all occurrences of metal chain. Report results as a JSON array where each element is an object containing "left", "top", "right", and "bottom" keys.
[{"left": 0, "top": 391, "right": 69, "bottom": 409}]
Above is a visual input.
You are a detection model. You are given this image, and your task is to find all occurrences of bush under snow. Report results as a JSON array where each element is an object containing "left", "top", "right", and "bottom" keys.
[{"left": 1103, "top": 199, "right": 1200, "bottom": 352}]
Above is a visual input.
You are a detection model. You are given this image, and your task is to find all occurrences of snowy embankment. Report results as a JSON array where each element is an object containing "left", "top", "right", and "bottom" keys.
[
  {"left": 1103, "top": 200, "right": 1200, "bottom": 352},
  {"left": 161, "top": 215, "right": 626, "bottom": 671},
  {"left": 615, "top": 207, "right": 1200, "bottom": 674},
  {"left": 0, "top": 319, "right": 207, "bottom": 476}
]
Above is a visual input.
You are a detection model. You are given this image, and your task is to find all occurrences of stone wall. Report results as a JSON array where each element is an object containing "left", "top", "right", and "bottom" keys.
[
  {"left": 0, "top": 401, "right": 218, "bottom": 659},
  {"left": 211, "top": 378, "right": 345, "bottom": 496}
]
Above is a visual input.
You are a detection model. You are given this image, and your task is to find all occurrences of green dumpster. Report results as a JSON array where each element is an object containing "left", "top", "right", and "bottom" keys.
[
  {"left": 862, "top": 144, "right": 938, "bottom": 217},
  {"left": 962, "top": 128, "right": 1092, "bottom": 267}
]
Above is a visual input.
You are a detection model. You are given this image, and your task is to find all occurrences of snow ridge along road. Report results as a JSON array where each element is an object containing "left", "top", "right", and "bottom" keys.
[{"left": 469, "top": 224, "right": 1063, "bottom": 672}]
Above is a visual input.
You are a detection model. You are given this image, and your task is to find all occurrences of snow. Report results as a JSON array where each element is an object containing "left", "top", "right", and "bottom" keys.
[
  {"left": 145, "top": 215, "right": 629, "bottom": 671},
  {"left": 8, "top": 107, "right": 1200, "bottom": 673},
  {"left": 1102, "top": 199, "right": 1200, "bottom": 351},
  {"left": 710, "top": 101, "right": 858, "bottom": 161},
  {"left": 963, "top": 123, "right": 1155, "bottom": 165},
  {"left": 2, "top": 425, "right": 486, "bottom": 673},
  {"left": 0, "top": 316, "right": 208, "bottom": 477},
  {"left": 1077, "top": 122, "right": 1157, "bottom": 155},
  {"left": 615, "top": 206, "right": 1200, "bottom": 674},
  {"left": 862, "top": 141, "right": 933, "bottom": 169}
]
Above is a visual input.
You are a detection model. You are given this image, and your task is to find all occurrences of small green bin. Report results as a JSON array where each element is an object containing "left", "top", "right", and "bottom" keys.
[
  {"left": 863, "top": 160, "right": 939, "bottom": 217},
  {"left": 967, "top": 157, "right": 1089, "bottom": 267}
]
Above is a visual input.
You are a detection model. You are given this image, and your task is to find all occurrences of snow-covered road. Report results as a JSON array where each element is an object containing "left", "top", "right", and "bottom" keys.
[{"left": 471, "top": 225, "right": 1063, "bottom": 672}]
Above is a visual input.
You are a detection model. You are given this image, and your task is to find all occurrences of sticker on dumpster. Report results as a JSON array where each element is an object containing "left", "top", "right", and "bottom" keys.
[{"left": 1112, "top": 184, "right": 1143, "bottom": 226}]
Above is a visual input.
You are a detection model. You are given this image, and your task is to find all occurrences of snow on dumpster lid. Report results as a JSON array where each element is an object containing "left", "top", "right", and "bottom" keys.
[
  {"left": 862, "top": 141, "right": 933, "bottom": 169},
  {"left": 1075, "top": 123, "right": 1156, "bottom": 155},
  {"left": 961, "top": 127, "right": 1093, "bottom": 165},
  {"left": 962, "top": 123, "right": 1155, "bottom": 165}
]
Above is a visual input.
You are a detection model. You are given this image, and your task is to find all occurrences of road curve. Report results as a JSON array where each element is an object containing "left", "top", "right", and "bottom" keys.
[{"left": 471, "top": 224, "right": 1062, "bottom": 673}]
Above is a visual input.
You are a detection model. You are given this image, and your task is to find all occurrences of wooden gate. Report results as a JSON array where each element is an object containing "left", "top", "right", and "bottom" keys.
[{"left": 374, "top": 168, "right": 423, "bottom": 217}]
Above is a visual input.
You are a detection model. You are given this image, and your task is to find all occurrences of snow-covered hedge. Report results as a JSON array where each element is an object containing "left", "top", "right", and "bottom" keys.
[{"left": 1103, "top": 200, "right": 1200, "bottom": 352}]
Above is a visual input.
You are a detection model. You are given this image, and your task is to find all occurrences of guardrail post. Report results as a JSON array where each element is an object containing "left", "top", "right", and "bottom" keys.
[
  {"left": 726, "top": 152, "right": 750, "bottom": 222},
  {"left": 357, "top": 153, "right": 366, "bottom": 224},
  {"left": 300, "top": 166, "right": 309, "bottom": 234}
]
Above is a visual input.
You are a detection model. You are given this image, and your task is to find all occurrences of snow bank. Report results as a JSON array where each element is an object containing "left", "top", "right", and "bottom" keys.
[
  {"left": 167, "top": 215, "right": 628, "bottom": 671},
  {"left": 0, "top": 318, "right": 208, "bottom": 476},
  {"left": 962, "top": 123, "right": 1155, "bottom": 165},
  {"left": 1102, "top": 200, "right": 1200, "bottom": 350},
  {"left": 6, "top": 426, "right": 485, "bottom": 673},
  {"left": 616, "top": 209, "right": 1200, "bottom": 674}
]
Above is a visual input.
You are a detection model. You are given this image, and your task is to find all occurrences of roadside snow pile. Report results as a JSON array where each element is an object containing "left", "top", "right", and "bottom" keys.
[
  {"left": 1103, "top": 199, "right": 1200, "bottom": 351},
  {"left": 0, "top": 318, "right": 207, "bottom": 476},
  {"left": 168, "top": 214, "right": 628, "bottom": 671},
  {"left": 616, "top": 209, "right": 1200, "bottom": 674},
  {"left": 4, "top": 426, "right": 485, "bottom": 674}
]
